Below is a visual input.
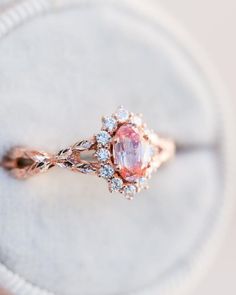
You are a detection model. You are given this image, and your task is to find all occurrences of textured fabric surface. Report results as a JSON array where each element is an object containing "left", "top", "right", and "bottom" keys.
[{"left": 0, "top": 1, "right": 223, "bottom": 295}]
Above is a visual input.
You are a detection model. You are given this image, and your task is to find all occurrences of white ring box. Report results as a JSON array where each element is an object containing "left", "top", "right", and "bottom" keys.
[{"left": 0, "top": 1, "right": 235, "bottom": 295}]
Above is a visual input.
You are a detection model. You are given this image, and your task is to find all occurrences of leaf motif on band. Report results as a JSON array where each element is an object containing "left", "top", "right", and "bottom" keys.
[
  {"left": 58, "top": 148, "right": 71, "bottom": 156},
  {"left": 73, "top": 139, "right": 95, "bottom": 151},
  {"left": 76, "top": 163, "right": 97, "bottom": 174},
  {"left": 57, "top": 148, "right": 72, "bottom": 159}
]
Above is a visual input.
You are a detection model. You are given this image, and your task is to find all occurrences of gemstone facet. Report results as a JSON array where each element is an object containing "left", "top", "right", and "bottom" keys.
[
  {"left": 96, "top": 148, "right": 110, "bottom": 162},
  {"left": 96, "top": 131, "right": 111, "bottom": 146},
  {"left": 113, "top": 124, "right": 153, "bottom": 182},
  {"left": 123, "top": 184, "right": 137, "bottom": 197},
  {"left": 110, "top": 177, "right": 123, "bottom": 192},
  {"left": 99, "top": 164, "right": 114, "bottom": 179},
  {"left": 102, "top": 116, "right": 117, "bottom": 132},
  {"left": 131, "top": 115, "right": 142, "bottom": 126},
  {"left": 115, "top": 107, "right": 129, "bottom": 122}
]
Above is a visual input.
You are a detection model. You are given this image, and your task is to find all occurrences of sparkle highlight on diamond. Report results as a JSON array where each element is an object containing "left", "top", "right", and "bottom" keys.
[
  {"left": 102, "top": 116, "right": 117, "bottom": 132},
  {"left": 96, "top": 148, "right": 110, "bottom": 162},
  {"left": 115, "top": 107, "right": 129, "bottom": 122},
  {"left": 99, "top": 164, "right": 114, "bottom": 179},
  {"left": 96, "top": 131, "right": 111, "bottom": 146},
  {"left": 123, "top": 184, "right": 137, "bottom": 197},
  {"left": 110, "top": 177, "right": 123, "bottom": 192}
]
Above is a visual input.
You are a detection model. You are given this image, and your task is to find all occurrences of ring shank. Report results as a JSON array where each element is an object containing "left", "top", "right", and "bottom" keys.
[
  {"left": 0, "top": 134, "right": 175, "bottom": 179},
  {"left": 154, "top": 136, "right": 175, "bottom": 168}
]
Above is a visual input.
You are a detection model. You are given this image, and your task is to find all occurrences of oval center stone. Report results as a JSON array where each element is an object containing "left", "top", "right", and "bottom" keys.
[{"left": 113, "top": 124, "right": 153, "bottom": 182}]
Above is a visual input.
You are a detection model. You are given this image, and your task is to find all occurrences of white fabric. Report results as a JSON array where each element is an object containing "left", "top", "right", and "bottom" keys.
[{"left": 0, "top": 1, "right": 230, "bottom": 295}]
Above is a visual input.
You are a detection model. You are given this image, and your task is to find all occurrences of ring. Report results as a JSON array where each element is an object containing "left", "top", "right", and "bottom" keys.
[{"left": 1, "top": 107, "right": 175, "bottom": 200}]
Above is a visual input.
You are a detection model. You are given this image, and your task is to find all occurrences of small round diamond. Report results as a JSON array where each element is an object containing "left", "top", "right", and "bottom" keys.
[
  {"left": 115, "top": 107, "right": 129, "bottom": 122},
  {"left": 144, "top": 129, "right": 159, "bottom": 144},
  {"left": 102, "top": 116, "right": 117, "bottom": 132},
  {"left": 110, "top": 177, "right": 123, "bottom": 192},
  {"left": 96, "top": 131, "right": 111, "bottom": 146},
  {"left": 131, "top": 115, "right": 142, "bottom": 126},
  {"left": 96, "top": 148, "right": 110, "bottom": 162},
  {"left": 123, "top": 185, "right": 137, "bottom": 198},
  {"left": 136, "top": 177, "right": 148, "bottom": 188},
  {"left": 99, "top": 164, "right": 114, "bottom": 179}
]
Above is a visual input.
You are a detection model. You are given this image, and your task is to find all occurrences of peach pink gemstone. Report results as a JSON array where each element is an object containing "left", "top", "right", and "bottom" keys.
[{"left": 113, "top": 124, "right": 153, "bottom": 182}]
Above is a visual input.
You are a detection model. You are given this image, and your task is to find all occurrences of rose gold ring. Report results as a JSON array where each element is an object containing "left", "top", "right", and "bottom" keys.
[{"left": 1, "top": 107, "right": 175, "bottom": 200}]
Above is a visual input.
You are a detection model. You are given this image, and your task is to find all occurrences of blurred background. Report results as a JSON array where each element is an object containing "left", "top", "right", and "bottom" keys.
[
  {"left": 0, "top": 0, "right": 235, "bottom": 295},
  {"left": 155, "top": 0, "right": 236, "bottom": 294}
]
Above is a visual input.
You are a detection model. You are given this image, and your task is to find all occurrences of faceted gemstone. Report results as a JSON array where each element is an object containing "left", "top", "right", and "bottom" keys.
[
  {"left": 99, "top": 164, "right": 114, "bottom": 179},
  {"left": 96, "top": 148, "right": 110, "bottom": 162},
  {"left": 115, "top": 107, "right": 129, "bottom": 122},
  {"left": 137, "top": 177, "right": 148, "bottom": 188},
  {"left": 113, "top": 124, "right": 153, "bottom": 182},
  {"left": 110, "top": 177, "right": 123, "bottom": 192},
  {"left": 96, "top": 131, "right": 111, "bottom": 146},
  {"left": 123, "top": 184, "right": 137, "bottom": 197},
  {"left": 131, "top": 115, "right": 142, "bottom": 126},
  {"left": 102, "top": 116, "right": 117, "bottom": 132}
]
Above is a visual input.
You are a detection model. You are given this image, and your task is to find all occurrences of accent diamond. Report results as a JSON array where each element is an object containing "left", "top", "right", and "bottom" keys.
[
  {"left": 99, "top": 164, "right": 114, "bottom": 179},
  {"left": 136, "top": 177, "right": 148, "bottom": 188},
  {"left": 96, "top": 131, "right": 111, "bottom": 146},
  {"left": 102, "top": 116, "right": 117, "bottom": 132},
  {"left": 110, "top": 177, "right": 123, "bottom": 192},
  {"left": 96, "top": 148, "right": 110, "bottom": 162},
  {"left": 131, "top": 115, "right": 142, "bottom": 126},
  {"left": 123, "top": 185, "right": 137, "bottom": 198},
  {"left": 115, "top": 107, "right": 129, "bottom": 122}
]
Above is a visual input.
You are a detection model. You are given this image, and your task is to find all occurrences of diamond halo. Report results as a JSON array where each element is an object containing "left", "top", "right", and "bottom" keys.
[{"left": 92, "top": 106, "right": 174, "bottom": 200}]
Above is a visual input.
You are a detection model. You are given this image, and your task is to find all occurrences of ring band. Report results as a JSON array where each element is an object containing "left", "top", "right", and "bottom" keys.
[{"left": 1, "top": 107, "right": 175, "bottom": 199}]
